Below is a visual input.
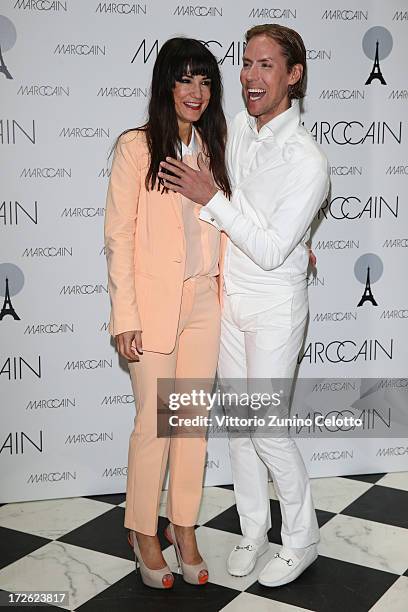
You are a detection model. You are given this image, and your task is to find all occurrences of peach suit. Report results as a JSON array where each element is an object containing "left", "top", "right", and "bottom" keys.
[{"left": 104, "top": 130, "right": 221, "bottom": 535}]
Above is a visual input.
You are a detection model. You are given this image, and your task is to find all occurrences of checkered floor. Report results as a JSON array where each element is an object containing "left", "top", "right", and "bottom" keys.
[{"left": 1, "top": 472, "right": 408, "bottom": 611}]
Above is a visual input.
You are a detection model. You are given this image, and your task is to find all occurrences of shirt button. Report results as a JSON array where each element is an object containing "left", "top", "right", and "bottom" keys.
[{"left": 210, "top": 217, "right": 215, "bottom": 222}]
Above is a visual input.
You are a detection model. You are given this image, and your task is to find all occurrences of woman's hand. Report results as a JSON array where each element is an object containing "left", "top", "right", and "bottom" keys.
[{"left": 115, "top": 330, "right": 143, "bottom": 361}]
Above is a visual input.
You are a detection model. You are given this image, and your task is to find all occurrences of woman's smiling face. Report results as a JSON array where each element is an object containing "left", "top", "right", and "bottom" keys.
[{"left": 173, "top": 73, "right": 211, "bottom": 126}]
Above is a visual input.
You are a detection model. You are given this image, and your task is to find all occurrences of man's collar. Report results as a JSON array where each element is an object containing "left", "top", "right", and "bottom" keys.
[{"left": 246, "top": 99, "right": 300, "bottom": 146}]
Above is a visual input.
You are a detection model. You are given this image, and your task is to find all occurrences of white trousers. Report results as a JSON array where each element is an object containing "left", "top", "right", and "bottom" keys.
[{"left": 217, "top": 285, "right": 319, "bottom": 548}]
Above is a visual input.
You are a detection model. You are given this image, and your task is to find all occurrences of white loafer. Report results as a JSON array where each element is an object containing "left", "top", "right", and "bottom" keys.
[
  {"left": 258, "top": 544, "right": 318, "bottom": 587},
  {"left": 227, "top": 537, "right": 270, "bottom": 577}
]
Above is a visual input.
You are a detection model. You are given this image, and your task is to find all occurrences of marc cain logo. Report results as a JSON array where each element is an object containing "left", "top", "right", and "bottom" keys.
[
  {"left": 131, "top": 39, "right": 246, "bottom": 66},
  {"left": 0, "top": 15, "right": 17, "bottom": 79},
  {"left": 363, "top": 26, "right": 393, "bottom": 86}
]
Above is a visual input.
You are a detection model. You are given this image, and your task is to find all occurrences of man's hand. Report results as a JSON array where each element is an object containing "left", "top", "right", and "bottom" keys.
[
  {"left": 158, "top": 153, "right": 218, "bottom": 205},
  {"left": 115, "top": 330, "right": 143, "bottom": 361},
  {"left": 308, "top": 248, "right": 317, "bottom": 268}
]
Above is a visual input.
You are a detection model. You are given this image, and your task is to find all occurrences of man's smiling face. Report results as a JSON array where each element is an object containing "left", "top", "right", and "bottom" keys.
[{"left": 240, "top": 34, "right": 302, "bottom": 129}]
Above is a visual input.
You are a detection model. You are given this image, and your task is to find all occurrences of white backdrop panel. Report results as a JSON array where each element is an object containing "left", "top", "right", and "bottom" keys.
[{"left": 1, "top": 0, "right": 407, "bottom": 502}]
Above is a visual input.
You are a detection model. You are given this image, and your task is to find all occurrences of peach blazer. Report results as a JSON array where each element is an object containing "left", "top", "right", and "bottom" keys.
[{"left": 104, "top": 130, "right": 224, "bottom": 354}]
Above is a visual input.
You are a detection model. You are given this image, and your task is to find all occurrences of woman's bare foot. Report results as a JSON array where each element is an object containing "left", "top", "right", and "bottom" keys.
[
  {"left": 171, "top": 524, "right": 202, "bottom": 565},
  {"left": 134, "top": 531, "right": 168, "bottom": 570}
]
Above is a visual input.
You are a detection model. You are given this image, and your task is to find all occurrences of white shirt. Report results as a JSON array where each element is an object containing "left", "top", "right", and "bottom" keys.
[
  {"left": 199, "top": 99, "right": 330, "bottom": 294},
  {"left": 180, "top": 125, "right": 197, "bottom": 157},
  {"left": 180, "top": 126, "right": 220, "bottom": 280}
]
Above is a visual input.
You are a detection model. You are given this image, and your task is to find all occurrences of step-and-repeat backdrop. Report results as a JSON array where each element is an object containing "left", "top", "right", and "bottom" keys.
[{"left": 1, "top": 0, "right": 407, "bottom": 502}]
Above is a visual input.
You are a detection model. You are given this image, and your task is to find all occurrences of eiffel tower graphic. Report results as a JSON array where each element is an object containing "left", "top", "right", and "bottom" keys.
[
  {"left": 357, "top": 267, "right": 378, "bottom": 307},
  {"left": 0, "top": 277, "right": 20, "bottom": 320},
  {"left": 365, "top": 40, "right": 386, "bottom": 85},
  {"left": 0, "top": 43, "right": 13, "bottom": 80}
]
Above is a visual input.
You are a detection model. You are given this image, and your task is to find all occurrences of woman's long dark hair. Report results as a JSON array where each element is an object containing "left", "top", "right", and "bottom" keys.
[{"left": 116, "top": 37, "right": 231, "bottom": 197}]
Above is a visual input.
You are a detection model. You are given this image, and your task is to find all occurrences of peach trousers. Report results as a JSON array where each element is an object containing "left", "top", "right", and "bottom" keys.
[{"left": 124, "top": 275, "right": 221, "bottom": 535}]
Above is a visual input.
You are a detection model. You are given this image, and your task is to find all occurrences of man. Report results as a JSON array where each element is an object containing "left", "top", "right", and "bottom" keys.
[{"left": 159, "top": 24, "right": 329, "bottom": 587}]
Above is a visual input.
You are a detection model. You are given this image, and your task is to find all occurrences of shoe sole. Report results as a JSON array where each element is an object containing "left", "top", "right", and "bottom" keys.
[
  {"left": 258, "top": 552, "right": 318, "bottom": 587},
  {"left": 228, "top": 541, "right": 270, "bottom": 577}
]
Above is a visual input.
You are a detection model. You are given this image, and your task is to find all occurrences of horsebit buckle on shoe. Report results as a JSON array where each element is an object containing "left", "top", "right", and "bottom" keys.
[
  {"left": 234, "top": 544, "right": 255, "bottom": 551},
  {"left": 274, "top": 552, "right": 294, "bottom": 566}
]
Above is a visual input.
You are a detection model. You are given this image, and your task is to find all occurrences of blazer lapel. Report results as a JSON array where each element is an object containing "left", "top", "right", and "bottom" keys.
[{"left": 169, "top": 190, "right": 183, "bottom": 226}]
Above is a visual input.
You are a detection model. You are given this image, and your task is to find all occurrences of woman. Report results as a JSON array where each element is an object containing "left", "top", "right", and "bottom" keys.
[{"left": 104, "top": 38, "right": 230, "bottom": 589}]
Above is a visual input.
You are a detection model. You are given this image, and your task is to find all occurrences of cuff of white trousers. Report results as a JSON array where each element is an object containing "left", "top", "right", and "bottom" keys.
[{"left": 281, "top": 530, "right": 320, "bottom": 549}]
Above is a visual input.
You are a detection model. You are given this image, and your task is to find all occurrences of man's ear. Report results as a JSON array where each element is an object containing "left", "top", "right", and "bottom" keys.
[{"left": 289, "top": 63, "right": 303, "bottom": 87}]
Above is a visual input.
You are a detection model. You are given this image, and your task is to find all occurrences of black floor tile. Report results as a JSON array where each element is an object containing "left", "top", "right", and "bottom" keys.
[
  {"left": 85, "top": 493, "right": 126, "bottom": 506},
  {"left": 76, "top": 570, "right": 240, "bottom": 612},
  {"left": 58, "top": 508, "right": 172, "bottom": 559},
  {"left": 315, "top": 508, "right": 338, "bottom": 529},
  {"left": 1, "top": 526, "right": 50, "bottom": 570},
  {"left": 341, "top": 485, "right": 408, "bottom": 528},
  {"left": 341, "top": 473, "right": 386, "bottom": 484},
  {"left": 266, "top": 502, "right": 337, "bottom": 545},
  {"left": 202, "top": 503, "right": 240, "bottom": 535},
  {"left": 267, "top": 501, "right": 284, "bottom": 544},
  {"left": 58, "top": 507, "right": 130, "bottom": 558},
  {"left": 246, "top": 554, "right": 398, "bottom": 612},
  {"left": 203, "top": 500, "right": 336, "bottom": 545},
  {"left": 157, "top": 516, "right": 183, "bottom": 551}
]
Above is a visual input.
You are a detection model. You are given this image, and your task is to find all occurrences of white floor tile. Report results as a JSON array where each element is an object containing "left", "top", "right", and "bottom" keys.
[
  {"left": 269, "top": 476, "right": 372, "bottom": 513},
  {"left": 319, "top": 514, "right": 408, "bottom": 575},
  {"left": 376, "top": 472, "right": 408, "bottom": 492},
  {"left": 0, "top": 541, "right": 134, "bottom": 611},
  {"left": 158, "top": 486, "right": 236, "bottom": 524},
  {"left": 369, "top": 576, "right": 408, "bottom": 611},
  {"left": 220, "top": 592, "right": 315, "bottom": 611},
  {"left": 0, "top": 497, "right": 113, "bottom": 539},
  {"left": 309, "top": 477, "right": 372, "bottom": 513},
  {"left": 197, "top": 487, "right": 237, "bottom": 524}
]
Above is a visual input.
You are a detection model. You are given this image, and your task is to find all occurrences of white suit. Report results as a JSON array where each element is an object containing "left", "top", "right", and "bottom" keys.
[{"left": 199, "top": 100, "right": 330, "bottom": 547}]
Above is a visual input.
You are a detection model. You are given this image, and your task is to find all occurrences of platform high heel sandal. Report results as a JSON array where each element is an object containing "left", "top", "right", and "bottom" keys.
[
  {"left": 165, "top": 523, "right": 209, "bottom": 585},
  {"left": 127, "top": 530, "right": 174, "bottom": 589}
]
